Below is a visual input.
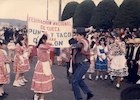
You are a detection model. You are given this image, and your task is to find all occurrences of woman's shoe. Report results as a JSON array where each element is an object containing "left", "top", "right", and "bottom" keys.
[
  {"left": 22, "top": 78, "right": 28, "bottom": 83},
  {"left": 104, "top": 75, "right": 108, "bottom": 80},
  {"left": 13, "top": 81, "right": 21, "bottom": 87},
  {"left": 34, "top": 94, "right": 39, "bottom": 100},
  {"left": 0, "top": 89, "right": 3, "bottom": 97},
  {"left": 88, "top": 74, "right": 92, "bottom": 80},
  {"left": 82, "top": 75, "right": 85, "bottom": 80},
  {"left": 95, "top": 76, "right": 99, "bottom": 80},
  {"left": 120, "top": 77, "right": 124, "bottom": 81},
  {"left": 19, "top": 80, "right": 25, "bottom": 85},
  {"left": 100, "top": 75, "right": 103, "bottom": 80},
  {"left": 110, "top": 75, "right": 114, "bottom": 83},
  {"left": 116, "top": 83, "right": 120, "bottom": 89}
]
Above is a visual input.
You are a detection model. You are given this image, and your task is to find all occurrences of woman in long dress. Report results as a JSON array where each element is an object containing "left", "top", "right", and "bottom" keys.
[
  {"left": 0, "top": 41, "right": 10, "bottom": 97},
  {"left": 31, "top": 34, "right": 54, "bottom": 100},
  {"left": 95, "top": 38, "right": 108, "bottom": 80},
  {"left": 109, "top": 35, "right": 128, "bottom": 88},
  {"left": 13, "top": 35, "right": 30, "bottom": 87}
]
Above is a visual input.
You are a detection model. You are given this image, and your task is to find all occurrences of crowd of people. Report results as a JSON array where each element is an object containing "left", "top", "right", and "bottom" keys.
[
  {"left": 58, "top": 27, "right": 140, "bottom": 100},
  {"left": 0, "top": 26, "right": 140, "bottom": 100}
]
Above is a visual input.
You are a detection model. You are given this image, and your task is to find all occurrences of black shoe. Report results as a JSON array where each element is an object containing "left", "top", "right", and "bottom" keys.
[
  {"left": 111, "top": 80, "right": 114, "bottom": 84},
  {"left": 87, "top": 92, "right": 94, "bottom": 100},
  {"left": 2, "top": 92, "right": 8, "bottom": 98},
  {"left": 0, "top": 96, "right": 3, "bottom": 100},
  {"left": 3, "top": 92, "right": 8, "bottom": 96},
  {"left": 77, "top": 98, "right": 82, "bottom": 100}
]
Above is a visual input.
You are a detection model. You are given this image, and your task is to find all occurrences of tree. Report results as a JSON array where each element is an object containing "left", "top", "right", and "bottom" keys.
[
  {"left": 89, "top": 0, "right": 118, "bottom": 29},
  {"left": 73, "top": 0, "right": 95, "bottom": 28},
  {"left": 61, "top": 1, "right": 79, "bottom": 21},
  {"left": 113, "top": 0, "right": 140, "bottom": 28}
]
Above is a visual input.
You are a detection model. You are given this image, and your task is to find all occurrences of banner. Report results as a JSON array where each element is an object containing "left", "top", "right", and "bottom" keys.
[{"left": 27, "top": 16, "right": 73, "bottom": 48}]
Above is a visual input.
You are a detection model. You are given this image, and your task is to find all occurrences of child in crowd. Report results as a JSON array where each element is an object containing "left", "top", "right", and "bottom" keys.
[
  {"left": 7, "top": 38, "right": 16, "bottom": 62},
  {"left": 95, "top": 37, "right": 108, "bottom": 80},
  {"left": 61, "top": 48, "right": 71, "bottom": 82},
  {"left": 87, "top": 36, "right": 97, "bottom": 80},
  {"left": 13, "top": 35, "right": 30, "bottom": 87}
]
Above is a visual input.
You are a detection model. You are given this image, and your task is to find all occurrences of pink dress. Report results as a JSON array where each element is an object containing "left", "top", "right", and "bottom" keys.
[
  {"left": 31, "top": 44, "right": 55, "bottom": 93},
  {"left": 13, "top": 44, "right": 30, "bottom": 73},
  {"left": 0, "top": 49, "right": 10, "bottom": 84},
  {"left": 22, "top": 44, "right": 31, "bottom": 72}
]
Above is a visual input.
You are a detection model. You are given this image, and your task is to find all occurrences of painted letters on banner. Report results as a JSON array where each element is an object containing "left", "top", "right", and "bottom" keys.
[{"left": 27, "top": 16, "right": 73, "bottom": 48}]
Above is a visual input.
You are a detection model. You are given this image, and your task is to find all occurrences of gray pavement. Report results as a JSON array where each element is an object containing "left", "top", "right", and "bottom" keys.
[{"left": 4, "top": 57, "right": 133, "bottom": 100}]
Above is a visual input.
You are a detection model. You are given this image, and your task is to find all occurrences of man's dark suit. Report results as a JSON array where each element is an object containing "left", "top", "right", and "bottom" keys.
[{"left": 127, "top": 45, "right": 140, "bottom": 83}]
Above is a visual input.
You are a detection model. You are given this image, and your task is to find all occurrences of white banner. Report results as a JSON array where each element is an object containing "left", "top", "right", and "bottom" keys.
[{"left": 27, "top": 16, "right": 73, "bottom": 48}]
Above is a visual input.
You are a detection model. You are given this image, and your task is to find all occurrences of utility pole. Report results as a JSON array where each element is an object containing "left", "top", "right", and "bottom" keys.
[
  {"left": 55, "top": 0, "right": 62, "bottom": 57},
  {"left": 46, "top": 0, "right": 48, "bottom": 20},
  {"left": 58, "top": 0, "right": 62, "bottom": 21}
]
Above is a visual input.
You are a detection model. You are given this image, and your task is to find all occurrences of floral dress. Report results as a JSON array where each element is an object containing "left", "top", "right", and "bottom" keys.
[
  {"left": 108, "top": 42, "right": 128, "bottom": 77},
  {"left": 31, "top": 44, "right": 55, "bottom": 93},
  {"left": 0, "top": 49, "right": 10, "bottom": 84},
  {"left": 13, "top": 44, "right": 30, "bottom": 73}
]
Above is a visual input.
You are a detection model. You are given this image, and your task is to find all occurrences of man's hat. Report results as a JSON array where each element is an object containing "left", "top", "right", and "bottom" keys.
[
  {"left": 76, "top": 27, "right": 87, "bottom": 37},
  {"left": 126, "top": 39, "right": 134, "bottom": 44},
  {"left": 133, "top": 38, "right": 140, "bottom": 44}
]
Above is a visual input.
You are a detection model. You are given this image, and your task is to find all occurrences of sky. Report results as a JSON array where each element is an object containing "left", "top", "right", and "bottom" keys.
[{"left": 0, "top": 0, "right": 123, "bottom": 21}]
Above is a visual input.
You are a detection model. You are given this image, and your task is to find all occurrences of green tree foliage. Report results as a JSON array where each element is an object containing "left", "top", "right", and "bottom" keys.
[
  {"left": 89, "top": 0, "right": 118, "bottom": 29},
  {"left": 73, "top": 0, "right": 95, "bottom": 28},
  {"left": 113, "top": 0, "right": 140, "bottom": 28},
  {"left": 61, "top": 1, "right": 79, "bottom": 21}
]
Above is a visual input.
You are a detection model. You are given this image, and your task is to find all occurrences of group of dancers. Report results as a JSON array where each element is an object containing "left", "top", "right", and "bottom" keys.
[
  {"left": 0, "top": 27, "right": 140, "bottom": 100},
  {"left": 0, "top": 33, "right": 54, "bottom": 100}
]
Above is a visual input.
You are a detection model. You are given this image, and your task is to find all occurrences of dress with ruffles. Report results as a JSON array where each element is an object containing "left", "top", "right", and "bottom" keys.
[
  {"left": 0, "top": 49, "right": 10, "bottom": 84},
  {"left": 31, "top": 44, "right": 55, "bottom": 93},
  {"left": 13, "top": 44, "right": 30, "bottom": 73},
  {"left": 108, "top": 42, "right": 128, "bottom": 77}
]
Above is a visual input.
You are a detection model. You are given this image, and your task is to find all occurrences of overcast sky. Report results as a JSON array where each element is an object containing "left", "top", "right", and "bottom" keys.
[{"left": 0, "top": 0, "right": 123, "bottom": 21}]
